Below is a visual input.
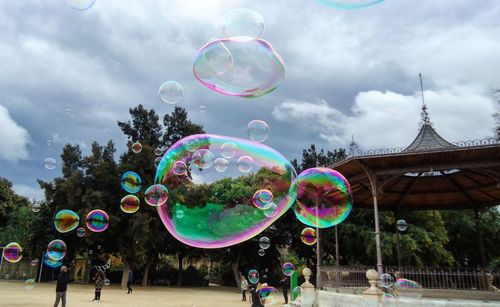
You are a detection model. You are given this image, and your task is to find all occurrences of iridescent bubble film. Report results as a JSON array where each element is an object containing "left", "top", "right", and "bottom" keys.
[
  {"left": 144, "top": 184, "right": 168, "bottom": 207},
  {"left": 154, "top": 134, "right": 297, "bottom": 248},
  {"left": 237, "top": 155, "right": 254, "bottom": 173},
  {"left": 202, "top": 40, "right": 234, "bottom": 74},
  {"left": 293, "top": 167, "right": 353, "bottom": 228},
  {"left": 120, "top": 195, "right": 141, "bottom": 213},
  {"left": 317, "top": 0, "right": 384, "bottom": 9},
  {"left": 43, "top": 252, "right": 63, "bottom": 268},
  {"left": 300, "top": 227, "right": 317, "bottom": 245},
  {"left": 259, "top": 236, "right": 270, "bottom": 249},
  {"left": 159, "top": 81, "right": 184, "bottom": 104},
  {"left": 47, "top": 239, "right": 67, "bottom": 261},
  {"left": 85, "top": 209, "right": 109, "bottom": 232},
  {"left": 24, "top": 278, "right": 35, "bottom": 290},
  {"left": 44, "top": 158, "right": 56, "bottom": 170},
  {"left": 76, "top": 227, "right": 86, "bottom": 237},
  {"left": 248, "top": 269, "right": 259, "bottom": 284},
  {"left": 67, "top": 0, "right": 96, "bottom": 11},
  {"left": 214, "top": 158, "right": 229, "bottom": 173},
  {"left": 54, "top": 209, "right": 80, "bottom": 233},
  {"left": 282, "top": 262, "right": 295, "bottom": 276},
  {"left": 222, "top": 8, "right": 265, "bottom": 38},
  {"left": 260, "top": 286, "right": 278, "bottom": 306},
  {"left": 3, "top": 242, "right": 23, "bottom": 263},
  {"left": 173, "top": 161, "right": 188, "bottom": 176},
  {"left": 121, "top": 171, "right": 142, "bottom": 194},
  {"left": 252, "top": 189, "right": 273, "bottom": 209},
  {"left": 220, "top": 142, "right": 238, "bottom": 159},
  {"left": 131, "top": 142, "right": 142, "bottom": 154},
  {"left": 193, "top": 37, "right": 286, "bottom": 98},
  {"left": 395, "top": 278, "right": 424, "bottom": 298},
  {"left": 247, "top": 120, "right": 270, "bottom": 142},
  {"left": 32, "top": 203, "right": 41, "bottom": 213}
]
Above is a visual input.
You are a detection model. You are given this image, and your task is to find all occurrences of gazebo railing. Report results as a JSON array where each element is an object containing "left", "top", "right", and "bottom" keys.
[{"left": 319, "top": 265, "right": 500, "bottom": 291}]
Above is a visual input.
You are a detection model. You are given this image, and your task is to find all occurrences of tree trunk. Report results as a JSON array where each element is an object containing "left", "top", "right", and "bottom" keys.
[
  {"left": 177, "top": 253, "right": 184, "bottom": 286},
  {"left": 231, "top": 253, "right": 241, "bottom": 287},
  {"left": 142, "top": 261, "right": 151, "bottom": 287},
  {"left": 121, "top": 262, "right": 131, "bottom": 289}
]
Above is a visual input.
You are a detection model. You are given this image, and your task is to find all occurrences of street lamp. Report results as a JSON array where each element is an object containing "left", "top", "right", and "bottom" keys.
[{"left": 395, "top": 219, "right": 408, "bottom": 270}]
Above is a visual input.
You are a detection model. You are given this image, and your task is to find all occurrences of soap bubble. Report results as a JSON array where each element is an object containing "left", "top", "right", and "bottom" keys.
[
  {"left": 381, "top": 292, "right": 397, "bottom": 305},
  {"left": 263, "top": 203, "right": 278, "bottom": 218},
  {"left": 317, "top": 0, "right": 384, "bottom": 10},
  {"left": 67, "top": 0, "right": 96, "bottom": 11},
  {"left": 248, "top": 269, "right": 259, "bottom": 284},
  {"left": 192, "top": 149, "right": 215, "bottom": 169},
  {"left": 237, "top": 155, "right": 254, "bottom": 172},
  {"left": 214, "top": 157, "right": 229, "bottom": 173},
  {"left": 24, "top": 278, "right": 36, "bottom": 290},
  {"left": 260, "top": 286, "right": 278, "bottom": 305},
  {"left": 300, "top": 227, "right": 317, "bottom": 245},
  {"left": 159, "top": 81, "right": 183, "bottom": 104},
  {"left": 282, "top": 262, "right": 295, "bottom": 276},
  {"left": 154, "top": 157, "right": 163, "bottom": 168},
  {"left": 44, "top": 158, "right": 57, "bottom": 170},
  {"left": 144, "top": 184, "right": 168, "bottom": 207},
  {"left": 4, "top": 274, "right": 9, "bottom": 279},
  {"left": 220, "top": 142, "right": 238, "bottom": 159},
  {"left": 131, "top": 142, "right": 142, "bottom": 154},
  {"left": 258, "top": 249, "right": 265, "bottom": 256},
  {"left": 193, "top": 37, "right": 285, "bottom": 98},
  {"left": 292, "top": 286, "right": 302, "bottom": 300},
  {"left": 259, "top": 237, "right": 270, "bottom": 249},
  {"left": 293, "top": 167, "right": 353, "bottom": 228},
  {"left": 154, "top": 134, "right": 297, "bottom": 248},
  {"left": 222, "top": 8, "right": 265, "bottom": 38},
  {"left": 395, "top": 278, "right": 424, "bottom": 298},
  {"left": 31, "top": 259, "right": 39, "bottom": 266},
  {"left": 32, "top": 203, "right": 41, "bottom": 213},
  {"left": 47, "top": 240, "right": 67, "bottom": 261},
  {"left": 252, "top": 189, "right": 273, "bottom": 209},
  {"left": 121, "top": 171, "right": 142, "bottom": 194},
  {"left": 396, "top": 219, "right": 408, "bottom": 232},
  {"left": 203, "top": 40, "right": 234, "bottom": 75},
  {"left": 120, "top": 195, "right": 141, "bottom": 213},
  {"left": 76, "top": 227, "right": 86, "bottom": 237},
  {"left": 104, "top": 279, "right": 110, "bottom": 286},
  {"left": 173, "top": 161, "right": 188, "bottom": 176},
  {"left": 3, "top": 242, "right": 23, "bottom": 263},
  {"left": 43, "top": 252, "right": 62, "bottom": 268},
  {"left": 379, "top": 273, "right": 393, "bottom": 290},
  {"left": 154, "top": 147, "right": 164, "bottom": 156},
  {"left": 247, "top": 120, "right": 270, "bottom": 142},
  {"left": 85, "top": 209, "right": 109, "bottom": 232},
  {"left": 199, "top": 105, "right": 208, "bottom": 113},
  {"left": 175, "top": 209, "right": 184, "bottom": 219},
  {"left": 54, "top": 209, "right": 80, "bottom": 233}
]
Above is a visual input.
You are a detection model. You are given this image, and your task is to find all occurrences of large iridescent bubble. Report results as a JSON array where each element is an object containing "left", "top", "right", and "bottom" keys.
[
  {"left": 86, "top": 209, "right": 109, "bottom": 232},
  {"left": 154, "top": 134, "right": 297, "bottom": 248},
  {"left": 47, "top": 239, "right": 67, "bottom": 261},
  {"left": 317, "top": 0, "right": 384, "bottom": 9},
  {"left": 293, "top": 167, "right": 352, "bottom": 228},
  {"left": 3, "top": 242, "right": 23, "bottom": 263},
  {"left": 54, "top": 209, "right": 80, "bottom": 233},
  {"left": 193, "top": 37, "right": 285, "bottom": 98}
]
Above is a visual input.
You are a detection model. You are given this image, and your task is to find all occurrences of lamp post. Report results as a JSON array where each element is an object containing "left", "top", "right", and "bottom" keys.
[
  {"left": 0, "top": 247, "right": 4, "bottom": 275},
  {"left": 395, "top": 219, "right": 408, "bottom": 270}
]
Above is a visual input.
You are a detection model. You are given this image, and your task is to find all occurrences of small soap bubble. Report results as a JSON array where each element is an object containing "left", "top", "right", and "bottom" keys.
[
  {"left": 67, "top": 0, "right": 96, "bottom": 11},
  {"left": 144, "top": 184, "right": 168, "bottom": 207},
  {"left": 25, "top": 278, "right": 36, "bottom": 290},
  {"left": 173, "top": 161, "right": 188, "bottom": 176},
  {"left": 47, "top": 240, "right": 67, "bottom": 261},
  {"left": 76, "top": 227, "right": 86, "bottom": 237},
  {"left": 120, "top": 195, "right": 141, "bottom": 213},
  {"left": 3, "top": 242, "right": 23, "bottom": 263},
  {"left": 222, "top": 8, "right": 265, "bottom": 38},
  {"left": 131, "top": 142, "right": 142, "bottom": 154},
  {"left": 44, "top": 158, "right": 57, "bottom": 170},
  {"left": 252, "top": 189, "right": 273, "bottom": 209},
  {"left": 214, "top": 157, "right": 229, "bottom": 173},
  {"left": 282, "top": 262, "right": 295, "bottom": 276},
  {"left": 199, "top": 105, "right": 207, "bottom": 113},
  {"left": 154, "top": 147, "right": 164, "bottom": 156},
  {"left": 237, "top": 155, "right": 254, "bottom": 172},
  {"left": 159, "top": 81, "right": 184, "bottom": 104},
  {"left": 247, "top": 120, "right": 270, "bottom": 142},
  {"left": 32, "top": 203, "right": 41, "bottom": 213},
  {"left": 258, "top": 249, "right": 265, "bottom": 256},
  {"left": 85, "top": 209, "right": 109, "bottom": 232},
  {"left": 300, "top": 227, "right": 317, "bottom": 245},
  {"left": 121, "top": 171, "right": 142, "bottom": 194},
  {"left": 259, "top": 237, "right": 270, "bottom": 249},
  {"left": 397, "top": 219, "right": 408, "bottom": 232},
  {"left": 104, "top": 279, "right": 110, "bottom": 286},
  {"left": 248, "top": 269, "right": 259, "bottom": 284},
  {"left": 379, "top": 273, "right": 394, "bottom": 290},
  {"left": 54, "top": 209, "right": 80, "bottom": 233},
  {"left": 175, "top": 209, "right": 185, "bottom": 219},
  {"left": 31, "top": 259, "right": 39, "bottom": 266},
  {"left": 192, "top": 149, "right": 215, "bottom": 169},
  {"left": 220, "top": 142, "right": 238, "bottom": 159}
]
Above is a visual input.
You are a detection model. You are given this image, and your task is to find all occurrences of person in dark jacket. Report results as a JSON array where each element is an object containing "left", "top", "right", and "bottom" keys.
[
  {"left": 281, "top": 274, "right": 290, "bottom": 304},
  {"left": 127, "top": 270, "right": 134, "bottom": 294},
  {"left": 53, "top": 266, "right": 74, "bottom": 307}
]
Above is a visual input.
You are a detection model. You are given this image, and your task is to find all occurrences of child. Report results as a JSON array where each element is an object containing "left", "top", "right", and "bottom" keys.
[
  {"left": 240, "top": 276, "right": 249, "bottom": 301},
  {"left": 92, "top": 271, "right": 106, "bottom": 302}
]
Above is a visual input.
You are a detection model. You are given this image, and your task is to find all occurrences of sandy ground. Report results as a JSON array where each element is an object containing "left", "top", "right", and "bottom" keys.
[{"left": 0, "top": 281, "right": 286, "bottom": 307}]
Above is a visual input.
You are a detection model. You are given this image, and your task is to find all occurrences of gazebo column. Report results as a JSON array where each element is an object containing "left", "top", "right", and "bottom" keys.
[
  {"left": 358, "top": 161, "right": 383, "bottom": 275},
  {"left": 474, "top": 207, "right": 487, "bottom": 268}
]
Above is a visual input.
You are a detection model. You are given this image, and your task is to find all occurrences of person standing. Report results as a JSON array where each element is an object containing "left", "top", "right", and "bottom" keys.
[
  {"left": 127, "top": 270, "right": 134, "bottom": 294},
  {"left": 53, "top": 266, "right": 74, "bottom": 307},
  {"left": 281, "top": 274, "right": 290, "bottom": 304},
  {"left": 240, "top": 276, "right": 249, "bottom": 301},
  {"left": 92, "top": 271, "right": 106, "bottom": 302}
]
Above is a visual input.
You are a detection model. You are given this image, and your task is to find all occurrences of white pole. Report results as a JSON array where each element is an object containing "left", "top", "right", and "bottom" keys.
[
  {"left": 0, "top": 247, "right": 4, "bottom": 275},
  {"left": 37, "top": 253, "right": 44, "bottom": 283}
]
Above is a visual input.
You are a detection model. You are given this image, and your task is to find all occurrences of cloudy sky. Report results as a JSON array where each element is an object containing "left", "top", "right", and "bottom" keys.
[{"left": 1, "top": 0, "right": 499, "bottom": 201}]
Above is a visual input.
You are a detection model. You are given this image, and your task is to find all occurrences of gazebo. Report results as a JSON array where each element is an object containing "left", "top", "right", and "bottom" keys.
[{"left": 330, "top": 97, "right": 500, "bottom": 274}]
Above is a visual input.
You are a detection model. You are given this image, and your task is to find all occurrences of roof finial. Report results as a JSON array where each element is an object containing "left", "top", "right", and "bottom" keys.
[
  {"left": 349, "top": 135, "right": 358, "bottom": 156},
  {"left": 419, "top": 73, "right": 431, "bottom": 127}
]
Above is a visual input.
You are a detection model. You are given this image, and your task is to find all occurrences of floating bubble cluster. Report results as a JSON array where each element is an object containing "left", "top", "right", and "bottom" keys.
[
  {"left": 159, "top": 81, "right": 184, "bottom": 104},
  {"left": 247, "top": 120, "right": 270, "bottom": 142},
  {"left": 76, "top": 227, "right": 86, "bottom": 237},
  {"left": 131, "top": 142, "right": 142, "bottom": 154},
  {"left": 121, "top": 171, "right": 142, "bottom": 194},
  {"left": 67, "top": 0, "right": 96, "bottom": 11},
  {"left": 25, "top": 278, "right": 36, "bottom": 290},
  {"left": 193, "top": 37, "right": 286, "bottom": 98},
  {"left": 44, "top": 158, "right": 57, "bottom": 170},
  {"left": 32, "top": 203, "right": 41, "bottom": 213},
  {"left": 300, "top": 227, "right": 317, "bottom": 245},
  {"left": 54, "top": 209, "right": 80, "bottom": 233},
  {"left": 248, "top": 269, "right": 259, "bottom": 284},
  {"left": 397, "top": 219, "right": 408, "bottom": 232},
  {"left": 47, "top": 239, "right": 67, "bottom": 261},
  {"left": 3, "top": 242, "right": 23, "bottom": 263},
  {"left": 317, "top": 0, "right": 384, "bottom": 9},
  {"left": 43, "top": 252, "right": 63, "bottom": 268},
  {"left": 86, "top": 209, "right": 109, "bottom": 232},
  {"left": 222, "top": 8, "right": 265, "bottom": 38},
  {"left": 252, "top": 189, "right": 273, "bottom": 209},
  {"left": 260, "top": 286, "right": 278, "bottom": 305},
  {"left": 154, "top": 134, "right": 297, "bottom": 248},
  {"left": 259, "top": 237, "right": 271, "bottom": 249},
  {"left": 144, "top": 184, "right": 168, "bottom": 207},
  {"left": 293, "top": 167, "right": 353, "bottom": 228},
  {"left": 120, "top": 195, "right": 141, "bottom": 213},
  {"left": 282, "top": 262, "right": 295, "bottom": 276}
]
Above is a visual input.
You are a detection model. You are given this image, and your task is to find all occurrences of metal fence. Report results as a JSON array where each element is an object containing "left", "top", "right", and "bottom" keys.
[
  {"left": 0, "top": 257, "right": 39, "bottom": 281},
  {"left": 319, "top": 265, "right": 500, "bottom": 291}
]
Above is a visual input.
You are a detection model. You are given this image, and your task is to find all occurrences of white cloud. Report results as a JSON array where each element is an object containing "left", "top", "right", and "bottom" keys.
[
  {"left": 12, "top": 184, "right": 44, "bottom": 201},
  {"left": 273, "top": 85, "right": 498, "bottom": 150},
  {"left": 0, "top": 104, "right": 30, "bottom": 162}
]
